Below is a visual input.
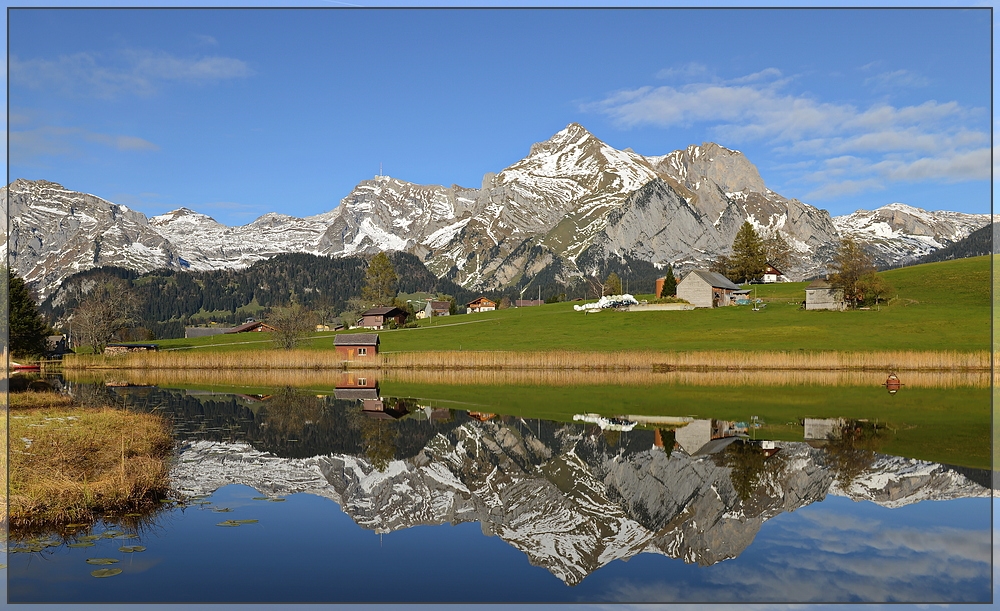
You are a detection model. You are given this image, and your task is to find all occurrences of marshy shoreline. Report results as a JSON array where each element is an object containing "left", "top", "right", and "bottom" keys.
[{"left": 61, "top": 349, "right": 991, "bottom": 373}]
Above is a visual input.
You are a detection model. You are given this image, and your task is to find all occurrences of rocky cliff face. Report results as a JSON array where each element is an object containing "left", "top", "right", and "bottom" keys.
[
  {"left": 5, "top": 125, "right": 989, "bottom": 298},
  {"left": 2, "top": 179, "right": 187, "bottom": 296},
  {"left": 169, "top": 419, "right": 988, "bottom": 585}
]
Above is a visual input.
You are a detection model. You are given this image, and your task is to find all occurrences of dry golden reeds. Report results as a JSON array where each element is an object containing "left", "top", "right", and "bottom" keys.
[
  {"left": 62, "top": 348, "right": 990, "bottom": 372},
  {"left": 8, "top": 399, "right": 173, "bottom": 528},
  {"left": 64, "top": 365, "right": 987, "bottom": 390}
]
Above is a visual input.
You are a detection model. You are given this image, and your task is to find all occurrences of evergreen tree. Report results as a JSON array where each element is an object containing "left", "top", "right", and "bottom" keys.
[
  {"left": 604, "top": 272, "right": 623, "bottom": 295},
  {"left": 361, "top": 252, "right": 398, "bottom": 306},
  {"left": 660, "top": 265, "right": 677, "bottom": 297},
  {"left": 8, "top": 271, "right": 48, "bottom": 357},
  {"left": 730, "top": 222, "right": 767, "bottom": 283}
]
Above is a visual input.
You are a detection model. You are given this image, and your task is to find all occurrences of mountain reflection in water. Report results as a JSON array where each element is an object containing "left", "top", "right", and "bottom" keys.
[{"left": 63, "top": 378, "right": 990, "bottom": 590}]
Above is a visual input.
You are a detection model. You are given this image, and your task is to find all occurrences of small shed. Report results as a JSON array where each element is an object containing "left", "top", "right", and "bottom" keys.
[
  {"left": 466, "top": 297, "right": 496, "bottom": 313},
  {"left": 359, "top": 306, "right": 407, "bottom": 329},
  {"left": 334, "top": 333, "right": 380, "bottom": 360},
  {"left": 676, "top": 270, "right": 742, "bottom": 308},
  {"left": 805, "top": 279, "right": 845, "bottom": 311},
  {"left": 225, "top": 320, "right": 277, "bottom": 333},
  {"left": 424, "top": 300, "right": 452, "bottom": 318},
  {"left": 104, "top": 343, "right": 159, "bottom": 356},
  {"left": 46, "top": 335, "right": 68, "bottom": 356},
  {"left": 515, "top": 299, "right": 544, "bottom": 307}
]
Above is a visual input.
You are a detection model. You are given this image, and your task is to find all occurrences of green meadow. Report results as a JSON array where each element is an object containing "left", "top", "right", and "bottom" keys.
[{"left": 147, "top": 255, "right": 990, "bottom": 354}]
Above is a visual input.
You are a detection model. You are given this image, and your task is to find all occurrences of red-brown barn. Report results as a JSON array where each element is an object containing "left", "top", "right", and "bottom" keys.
[{"left": 334, "top": 333, "right": 380, "bottom": 361}]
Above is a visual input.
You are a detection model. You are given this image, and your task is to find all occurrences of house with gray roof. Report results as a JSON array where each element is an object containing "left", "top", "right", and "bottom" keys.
[
  {"left": 676, "top": 269, "right": 743, "bottom": 308},
  {"left": 805, "top": 279, "right": 846, "bottom": 311}
]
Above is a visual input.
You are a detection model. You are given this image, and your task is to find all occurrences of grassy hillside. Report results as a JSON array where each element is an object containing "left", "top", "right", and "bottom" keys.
[{"left": 144, "top": 255, "right": 989, "bottom": 354}]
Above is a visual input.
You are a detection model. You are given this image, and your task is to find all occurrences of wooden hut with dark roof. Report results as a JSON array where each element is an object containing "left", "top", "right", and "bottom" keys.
[
  {"left": 358, "top": 306, "right": 407, "bottom": 329},
  {"left": 334, "top": 333, "right": 380, "bottom": 360}
]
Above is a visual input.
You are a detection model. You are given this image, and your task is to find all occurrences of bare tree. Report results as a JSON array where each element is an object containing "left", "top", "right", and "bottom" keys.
[
  {"left": 762, "top": 230, "right": 794, "bottom": 271},
  {"left": 266, "top": 303, "right": 317, "bottom": 350},
  {"left": 71, "top": 278, "right": 139, "bottom": 353},
  {"left": 830, "top": 237, "right": 876, "bottom": 308}
]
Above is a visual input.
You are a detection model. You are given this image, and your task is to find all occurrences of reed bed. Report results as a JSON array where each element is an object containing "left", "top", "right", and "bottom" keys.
[
  {"left": 63, "top": 348, "right": 991, "bottom": 372},
  {"left": 65, "top": 366, "right": 988, "bottom": 390},
  {"left": 8, "top": 392, "right": 173, "bottom": 528}
]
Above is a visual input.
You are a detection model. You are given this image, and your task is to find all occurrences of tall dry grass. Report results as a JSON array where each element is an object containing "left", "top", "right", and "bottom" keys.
[
  {"left": 8, "top": 394, "right": 173, "bottom": 528},
  {"left": 63, "top": 349, "right": 991, "bottom": 372},
  {"left": 64, "top": 366, "right": 988, "bottom": 390}
]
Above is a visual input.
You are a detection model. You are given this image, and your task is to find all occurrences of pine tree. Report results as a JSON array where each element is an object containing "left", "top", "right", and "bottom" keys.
[
  {"left": 8, "top": 271, "right": 48, "bottom": 357},
  {"left": 660, "top": 265, "right": 677, "bottom": 297},
  {"left": 730, "top": 222, "right": 767, "bottom": 283},
  {"left": 361, "top": 252, "right": 398, "bottom": 306}
]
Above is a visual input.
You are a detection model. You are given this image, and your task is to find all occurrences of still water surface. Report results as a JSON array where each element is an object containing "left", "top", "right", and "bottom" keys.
[{"left": 8, "top": 372, "right": 992, "bottom": 603}]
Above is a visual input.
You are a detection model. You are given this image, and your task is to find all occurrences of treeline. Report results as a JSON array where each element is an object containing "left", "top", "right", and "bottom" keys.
[
  {"left": 41, "top": 252, "right": 480, "bottom": 340},
  {"left": 914, "top": 223, "right": 994, "bottom": 264}
]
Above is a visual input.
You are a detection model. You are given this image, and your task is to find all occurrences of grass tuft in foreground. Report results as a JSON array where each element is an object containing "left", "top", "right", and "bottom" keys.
[{"left": 8, "top": 391, "right": 173, "bottom": 528}]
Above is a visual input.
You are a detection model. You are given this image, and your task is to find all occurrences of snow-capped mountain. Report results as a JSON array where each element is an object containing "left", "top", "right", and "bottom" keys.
[
  {"left": 832, "top": 203, "right": 989, "bottom": 268},
  {"left": 149, "top": 207, "right": 336, "bottom": 270},
  {"left": 169, "top": 420, "right": 988, "bottom": 585},
  {"left": 2, "top": 179, "right": 187, "bottom": 296},
  {"left": 5, "top": 124, "right": 989, "bottom": 298}
]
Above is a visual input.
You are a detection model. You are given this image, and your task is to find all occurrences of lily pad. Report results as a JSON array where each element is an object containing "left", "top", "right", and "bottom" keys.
[
  {"left": 212, "top": 507, "right": 233, "bottom": 513},
  {"left": 233, "top": 519, "right": 258, "bottom": 524},
  {"left": 77, "top": 535, "right": 100, "bottom": 542},
  {"left": 86, "top": 558, "right": 119, "bottom": 565},
  {"left": 120, "top": 533, "right": 139, "bottom": 539},
  {"left": 251, "top": 497, "right": 270, "bottom": 501},
  {"left": 101, "top": 530, "right": 123, "bottom": 538},
  {"left": 267, "top": 498, "right": 286, "bottom": 502},
  {"left": 91, "top": 568, "right": 123, "bottom": 578},
  {"left": 118, "top": 545, "right": 146, "bottom": 553},
  {"left": 216, "top": 520, "right": 241, "bottom": 527},
  {"left": 66, "top": 523, "right": 89, "bottom": 528},
  {"left": 68, "top": 542, "right": 96, "bottom": 548}
]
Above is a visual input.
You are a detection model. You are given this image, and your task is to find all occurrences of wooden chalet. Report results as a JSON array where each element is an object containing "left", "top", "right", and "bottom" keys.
[
  {"left": 334, "top": 333, "right": 380, "bottom": 360},
  {"left": 225, "top": 320, "right": 277, "bottom": 333},
  {"left": 358, "top": 306, "right": 407, "bottom": 329},
  {"left": 676, "top": 270, "right": 742, "bottom": 308},
  {"left": 762, "top": 264, "right": 789, "bottom": 283},
  {"left": 466, "top": 297, "right": 496, "bottom": 313}
]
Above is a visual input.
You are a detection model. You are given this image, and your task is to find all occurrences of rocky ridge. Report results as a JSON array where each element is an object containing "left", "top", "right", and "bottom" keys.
[{"left": 4, "top": 125, "right": 989, "bottom": 298}]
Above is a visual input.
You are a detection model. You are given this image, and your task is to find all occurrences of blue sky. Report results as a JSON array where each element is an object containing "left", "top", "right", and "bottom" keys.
[{"left": 7, "top": 7, "right": 991, "bottom": 226}]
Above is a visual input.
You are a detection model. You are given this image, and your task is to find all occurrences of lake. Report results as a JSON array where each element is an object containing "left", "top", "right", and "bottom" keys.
[{"left": 7, "top": 370, "right": 992, "bottom": 603}]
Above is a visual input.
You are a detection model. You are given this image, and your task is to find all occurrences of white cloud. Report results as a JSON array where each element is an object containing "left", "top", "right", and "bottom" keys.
[
  {"left": 10, "top": 48, "right": 252, "bottom": 99},
  {"left": 10, "top": 126, "right": 159, "bottom": 164},
  {"left": 585, "top": 69, "right": 988, "bottom": 200},
  {"left": 864, "top": 69, "right": 930, "bottom": 91}
]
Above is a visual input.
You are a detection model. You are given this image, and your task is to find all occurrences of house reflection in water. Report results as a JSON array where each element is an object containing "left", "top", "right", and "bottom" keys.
[
  {"left": 333, "top": 372, "right": 379, "bottom": 400},
  {"left": 803, "top": 418, "right": 846, "bottom": 441},
  {"left": 674, "top": 419, "right": 746, "bottom": 455}
]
